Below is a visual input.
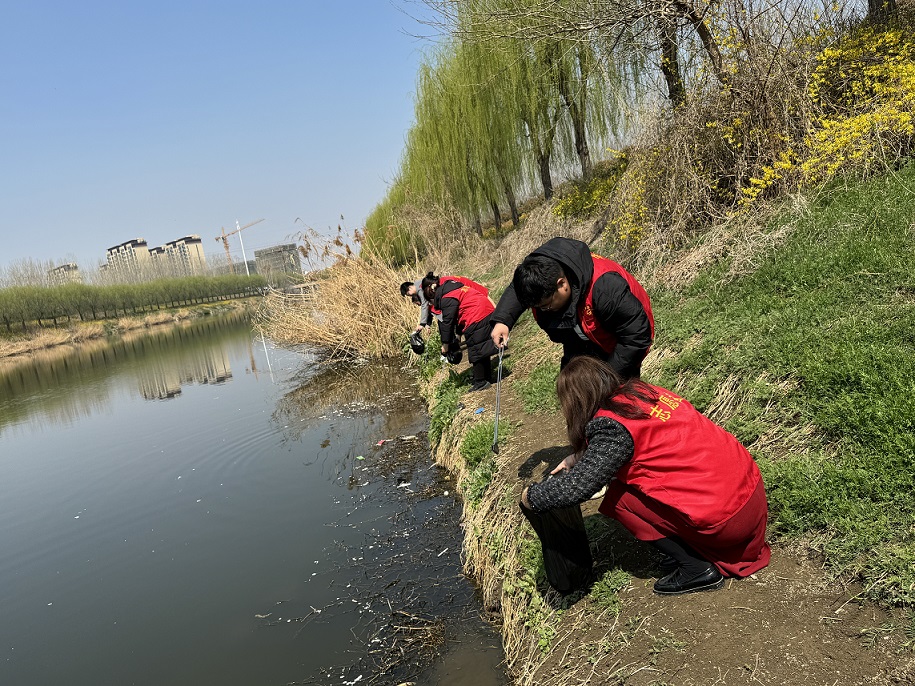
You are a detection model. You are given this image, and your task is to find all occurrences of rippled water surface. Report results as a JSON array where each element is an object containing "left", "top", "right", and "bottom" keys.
[{"left": 0, "top": 314, "right": 504, "bottom": 685}]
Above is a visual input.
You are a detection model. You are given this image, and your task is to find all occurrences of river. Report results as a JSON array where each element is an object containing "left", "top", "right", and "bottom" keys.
[{"left": 0, "top": 313, "right": 505, "bottom": 685}]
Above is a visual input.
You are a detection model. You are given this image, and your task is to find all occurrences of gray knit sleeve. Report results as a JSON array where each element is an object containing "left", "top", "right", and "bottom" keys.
[{"left": 526, "top": 417, "right": 635, "bottom": 512}]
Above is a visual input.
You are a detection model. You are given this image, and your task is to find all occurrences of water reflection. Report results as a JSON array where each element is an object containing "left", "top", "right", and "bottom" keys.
[
  {"left": 0, "top": 313, "right": 253, "bottom": 434},
  {"left": 273, "top": 358, "right": 416, "bottom": 438},
  {"left": 0, "top": 315, "right": 505, "bottom": 685}
]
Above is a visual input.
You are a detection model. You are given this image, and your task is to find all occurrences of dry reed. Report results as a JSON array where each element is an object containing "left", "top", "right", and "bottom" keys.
[
  {"left": 258, "top": 257, "right": 417, "bottom": 359},
  {"left": 0, "top": 330, "right": 74, "bottom": 358}
]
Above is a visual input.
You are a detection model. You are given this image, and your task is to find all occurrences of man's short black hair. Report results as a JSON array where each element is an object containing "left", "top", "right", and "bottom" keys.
[
  {"left": 400, "top": 281, "right": 413, "bottom": 297},
  {"left": 513, "top": 255, "right": 564, "bottom": 307}
]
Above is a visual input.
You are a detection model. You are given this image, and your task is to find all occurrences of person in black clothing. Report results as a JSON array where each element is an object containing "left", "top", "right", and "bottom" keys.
[
  {"left": 422, "top": 272, "right": 499, "bottom": 392},
  {"left": 490, "top": 237, "right": 654, "bottom": 378}
]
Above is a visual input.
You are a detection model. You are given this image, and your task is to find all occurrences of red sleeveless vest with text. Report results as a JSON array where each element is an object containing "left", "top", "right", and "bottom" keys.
[
  {"left": 442, "top": 282, "right": 494, "bottom": 330},
  {"left": 430, "top": 276, "right": 488, "bottom": 315},
  {"left": 579, "top": 254, "right": 654, "bottom": 354},
  {"left": 596, "top": 388, "right": 761, "bottom": 530}
]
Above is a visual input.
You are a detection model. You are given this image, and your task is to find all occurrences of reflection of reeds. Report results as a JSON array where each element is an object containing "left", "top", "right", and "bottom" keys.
[
  {"left": 274, "top": 360, "right": 415, "bottom": 427},
  {"left": 258, "top": 258, "right": 416, "bottom": 359}
]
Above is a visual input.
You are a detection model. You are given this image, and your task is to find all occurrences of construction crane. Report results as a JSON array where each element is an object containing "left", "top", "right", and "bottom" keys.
[{"left": 215, "top": 218, "right": 265, "bottom": 275}]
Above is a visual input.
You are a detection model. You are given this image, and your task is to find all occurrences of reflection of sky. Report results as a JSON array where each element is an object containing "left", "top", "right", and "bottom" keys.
[{"left": 0, "top": 315, "right": 252, "bottom": 435}]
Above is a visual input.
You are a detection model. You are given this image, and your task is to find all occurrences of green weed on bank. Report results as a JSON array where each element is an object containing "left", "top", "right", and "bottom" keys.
[
  {"left": 460, "top": 419, "right": 513, "bottom": 507},
  {"left": 515, "top": 361, "right": 560, "bottom": 414},
  {"left": 648, "top": 166, "right": 915, "bottom": 605}
]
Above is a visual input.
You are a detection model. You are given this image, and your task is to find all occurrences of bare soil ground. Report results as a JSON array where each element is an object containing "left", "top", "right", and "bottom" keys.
[{"left": 473, "top": 381, "right": 914, "bottom": 686}]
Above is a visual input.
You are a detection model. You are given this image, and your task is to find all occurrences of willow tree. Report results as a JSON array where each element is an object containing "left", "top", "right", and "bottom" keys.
[
  {"left": 494, "top": 36, "right": 573, "bottom": 200},
  {"left": 423, "top": 0, "right": 719, "bottom": 106},
  {"left": 398, "top": 38, "right": 532, "bottom": 232},
  {"left": 457, "top": 38, "right": 531, "bottom": 225}
]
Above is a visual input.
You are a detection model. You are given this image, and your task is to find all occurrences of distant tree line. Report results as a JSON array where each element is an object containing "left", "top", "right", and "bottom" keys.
[{"left": 0, "top": 274, "right": 267, "bottom": 332}]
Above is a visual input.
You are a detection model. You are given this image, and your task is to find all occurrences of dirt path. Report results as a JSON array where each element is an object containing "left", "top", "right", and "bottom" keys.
[{"left": 477, "top": 383, "right": 913, "bottom": 686}]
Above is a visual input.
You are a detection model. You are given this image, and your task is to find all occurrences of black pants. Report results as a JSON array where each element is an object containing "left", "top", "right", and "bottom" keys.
[
  {"left": 519, "top": 500, "right": 593, "bottom": 594},
  {"left": 464, "top": 317, "right": 498, "bottom": 384}
]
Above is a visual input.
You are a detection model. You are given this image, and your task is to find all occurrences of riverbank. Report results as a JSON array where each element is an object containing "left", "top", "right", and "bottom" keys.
[
  {"left": 0, "top": 299, "right": 259, "bottom": 360},
  {"left": 401, "top": 166, "right": 915, "bottom": 684},
  {"left": 254, "top": 143, "right": 915, "bottom": 683}
]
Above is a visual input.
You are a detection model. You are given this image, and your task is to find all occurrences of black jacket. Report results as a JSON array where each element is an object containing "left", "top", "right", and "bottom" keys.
[
  {"left": 434, "top": 281, "right": 498, "bottom": 363},
  {"left": 491, "top": 237, "right": 653, "bottom": 377}
]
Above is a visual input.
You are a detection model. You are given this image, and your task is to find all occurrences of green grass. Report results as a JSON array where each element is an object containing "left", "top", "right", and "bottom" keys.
[
  {"left": 648, "top": 165, "right": 915, "bottom": 605},
  {"left": 460, "top": 419, "right": 513, "bottom": 507},
  {"left": 515, "top": 360, "right": 561, "bottom": 414},
  {"left": 460, "top": 419, "right": 498, "bottom": 468},
  {"left": 590, "top": 567, "right": 631, "bottom": 614},
  {"left": 428, "top": 374, "right": 463, "bottom": 449}
]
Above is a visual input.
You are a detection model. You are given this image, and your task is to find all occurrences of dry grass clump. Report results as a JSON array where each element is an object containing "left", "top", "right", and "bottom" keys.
[
  {"left": 638, "top": 198, "right": 804, "bottom": 292},
  {"left": 115, "top": 317, "right": 144, "bottom": 333},
  {"left": 0, "top": 330, "right": 71, "bottom": 358},
  {"left": 143, "top": 312, "right": 176, "bottom": 327},
  {"left": 0, "top": 323, "right": 109, "bottom": 358},
  {"left": 69, "top": 322, "right": 106, "bottom": 342},
  {"left": 258, "top": 257, "right": 417, "bottom": 359}
]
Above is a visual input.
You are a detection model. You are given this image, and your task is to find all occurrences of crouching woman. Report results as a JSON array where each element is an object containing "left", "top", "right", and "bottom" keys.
[
  {"left": 522, "top": 356, "right": 771, "bottom": 595},
  {"left": 422, "top": 272, "right": 499, "bottom": 392}
]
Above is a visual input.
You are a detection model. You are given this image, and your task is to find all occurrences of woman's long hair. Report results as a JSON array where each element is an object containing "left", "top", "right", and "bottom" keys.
[
  {"left": 556, "top": 356, "right": 659, "bottom": 454},
  {"left": 420, "top": 271, "right": 439, "bottom": 302}
]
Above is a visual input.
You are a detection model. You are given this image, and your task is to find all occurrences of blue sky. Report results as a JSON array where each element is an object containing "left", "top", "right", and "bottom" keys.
[{"left": 0, "top": 1, "right": 434, "bottom": 271}]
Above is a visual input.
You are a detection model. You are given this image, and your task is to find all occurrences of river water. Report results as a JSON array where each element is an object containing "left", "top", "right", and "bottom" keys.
[{"left": 0, "top": 313, "right": 505, "bottom": 685}]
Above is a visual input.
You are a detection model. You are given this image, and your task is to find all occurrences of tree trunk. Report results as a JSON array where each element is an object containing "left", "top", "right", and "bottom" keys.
[
  {"left": 558, "top": 57, "right": 592, "bottom": 180},
  {"left": 673, "top": 1, "right": 728, "bottom": 87},
  {"left": 473, "top": 215, "right": 483, "bottom": 237},
  {"left": 538, "top": 150, "right": 554, "bottom": 200},
  {"left": 867, "top": 0, "right": 897, "bottom": 20},
  {"left": 499, "top": 171, "right": 521, "bottom": 226},
  {"left": 490, "top": 199, "right": 502, "bottom": 230},
  {"left": 660, "top": 18, "right": 686, "bottom": 106}
]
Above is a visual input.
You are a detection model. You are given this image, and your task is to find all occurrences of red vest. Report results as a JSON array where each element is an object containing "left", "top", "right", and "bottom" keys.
[
  {"left": 441, "top": 275, "right": 487, "bottom": 295},
  {"left": 596, "top": 387, "right": 761, "bottom": 530},
  {"left": 579, "top": 254, "right": 654, "bottom": 354},
  {"left": 441, "top": 282, "right": 494, "bottom": 330},
  {"left": 431, "top": 276, "right": 488, "bottom": 316}
]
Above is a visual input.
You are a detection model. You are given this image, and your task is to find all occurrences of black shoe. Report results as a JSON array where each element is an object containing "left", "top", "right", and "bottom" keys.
[
  {"left": 653, "top": 565, "right": 724, "bottom": 596},
  {"left": 468, "top": 380, "right": 491, "bottom": 392}
]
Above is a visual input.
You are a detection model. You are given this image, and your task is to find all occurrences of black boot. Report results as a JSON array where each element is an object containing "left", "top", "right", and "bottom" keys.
[
  {"left": 649, "top": 537, "right": 724, "bottom": 596},
  {"left": 469, "top": 360, "right": 491, "bottom": 392}
]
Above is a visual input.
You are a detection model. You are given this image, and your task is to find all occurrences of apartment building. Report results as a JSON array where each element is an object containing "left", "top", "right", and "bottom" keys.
[
  {"left": 105, "top": 238, "right": 151, "bottom": 281},
  {"left": 254, "top": 244, "right": 300, "bottom": 285},
  {"left": 156, "top": 235, "right": 207, "bottom": 276},
  {"left": 105, "top": 235, "right": 207, "bottom": 281},
  {"left": 47, "top": 262, "right": 83, "bottom": 286}
]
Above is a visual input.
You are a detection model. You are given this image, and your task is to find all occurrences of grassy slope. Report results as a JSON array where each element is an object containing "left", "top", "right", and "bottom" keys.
[{"left": 646, "top": 165, "right": 915, "bottom": 604}]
